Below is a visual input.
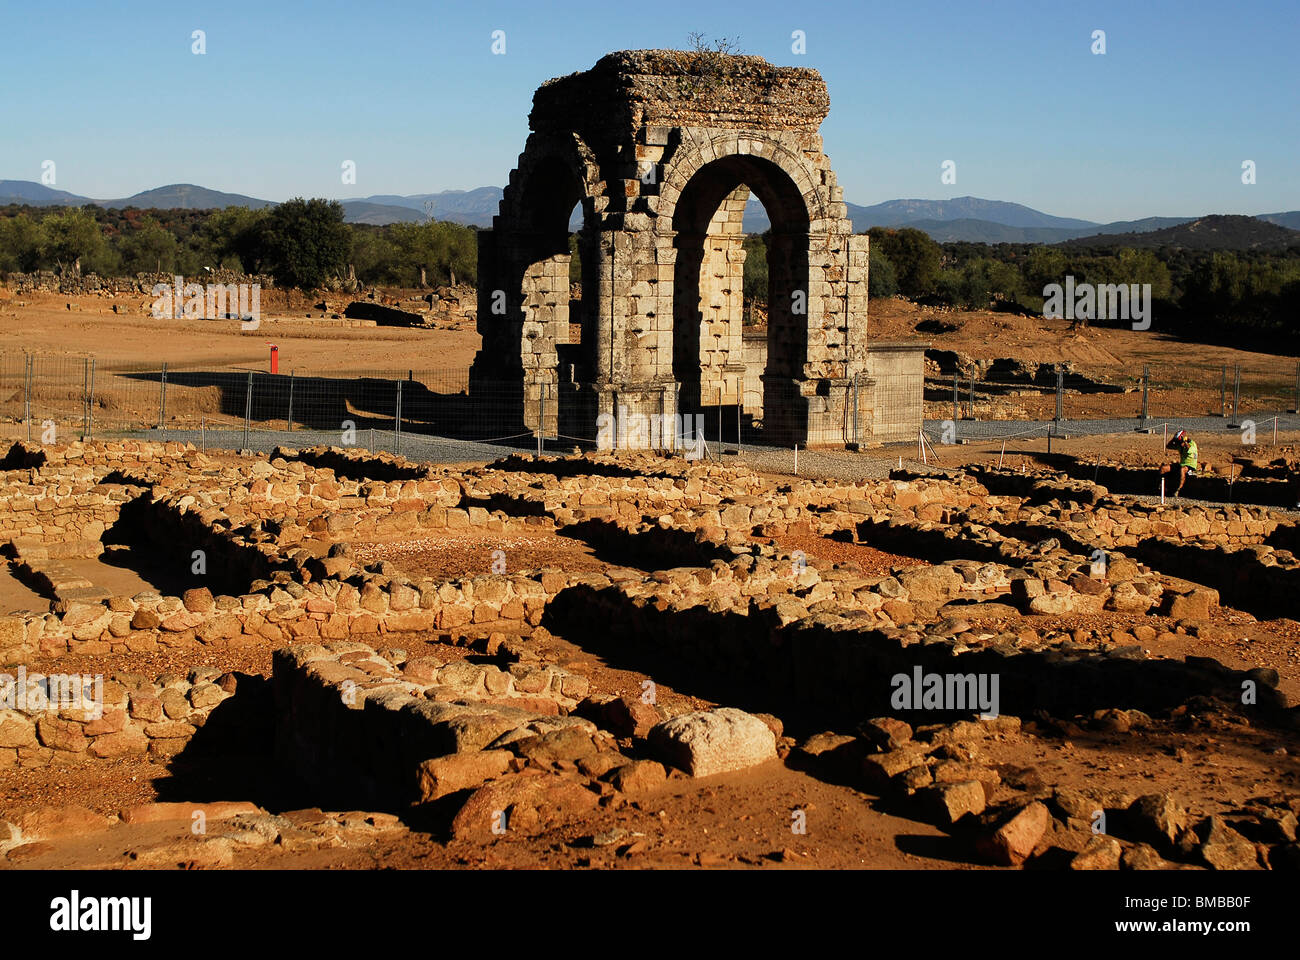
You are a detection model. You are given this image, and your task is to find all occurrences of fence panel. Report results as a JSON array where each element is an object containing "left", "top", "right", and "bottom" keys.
[{"left": 5, "top": 350, "right": 1298, "bottom": 472}]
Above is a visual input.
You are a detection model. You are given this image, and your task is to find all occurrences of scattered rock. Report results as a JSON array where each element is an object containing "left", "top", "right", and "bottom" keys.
[
  {"left": 925, "top": 780, "right": 986, "bottom": 824},
  {"left": 976, "top": 801, "right": 1048, "bottom": 866},
  {"left": 647, "top": 708, "right": 777, "bottom": 777},
  {"left": 1130, "top": 793, "right": 1187, "bottom": 847},
  {"left": 416, "top": 750, "right": 514, "bottom": 802},
  {"left": 1070, "top": 835, "right": 1122, "bottom": 870},
  {"left": 1200, "top": 816, "right": 1259, "bottom": 870}
]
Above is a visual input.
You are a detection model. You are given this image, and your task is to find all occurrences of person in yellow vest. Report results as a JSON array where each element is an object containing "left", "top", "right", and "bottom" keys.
[{"left": 1160, "top": 429, "right": 1197, "bottom": 496}]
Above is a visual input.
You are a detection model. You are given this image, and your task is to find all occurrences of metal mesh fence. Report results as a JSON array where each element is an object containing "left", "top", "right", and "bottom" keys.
[
  {"left": 3, "top": 350, "right": 1298, "bottom": 465},
  {"left": 925, "top": 360, "right": 1300, "bottom": 431},
  {"left": 0, "top": 353, "right": 923, "bottom": 455}
]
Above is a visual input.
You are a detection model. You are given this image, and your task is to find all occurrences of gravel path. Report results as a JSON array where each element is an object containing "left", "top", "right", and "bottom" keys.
[
  {"left": 109, "top": 418, "right": 1299, "bottom": 496},
  {"left": 125, "top": 427, "right": 535, "bottom": 463}
]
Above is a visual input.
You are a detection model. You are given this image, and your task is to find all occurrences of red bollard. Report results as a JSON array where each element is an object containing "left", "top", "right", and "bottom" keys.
[{"left": 269, "top": 344, "right": 279, "bottom": 374}]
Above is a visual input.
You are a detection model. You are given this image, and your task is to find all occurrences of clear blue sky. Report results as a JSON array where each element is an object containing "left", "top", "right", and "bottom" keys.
[{"left": 2, "top": 0, "right": 1296, "bottom": 222}]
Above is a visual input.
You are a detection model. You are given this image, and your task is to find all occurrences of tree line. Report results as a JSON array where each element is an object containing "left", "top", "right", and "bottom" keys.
[
  {"left": 5, "top": 200, "right": 1297, "bottom": 349},
  {"left": 0, "top": 200, "right": 478, "bottom": 290},
  {"left": 740, "top": 226, "right": 1300, "bottom": 349}
]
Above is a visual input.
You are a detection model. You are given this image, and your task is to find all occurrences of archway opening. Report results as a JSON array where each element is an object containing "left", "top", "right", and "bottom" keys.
[
  {"left": 558, "top": 200, "right": 598, "bottom": 384},
  {"left": 670, "top": 154, "right": 809, "bottom": 443},
  {"left": 481, "top": 155, "right": 596, "bottom": 436}
]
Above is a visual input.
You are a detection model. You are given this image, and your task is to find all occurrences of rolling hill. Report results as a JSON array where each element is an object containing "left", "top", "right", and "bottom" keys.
[
  {"left": 0, "top": 180, "right": 92, "bottom": 206},
  {"left": 337, "top": 201, "right": 426, "bottom": 225},
  {"left": 1060, "top": 214, "right": 1300, "bottom": 251},
  {"left": 344, "top": 188, "right": 503, "bottom": 227},
  {"left": 1259, "top": 211, "right": 1300, "bottom": 231},
  {"left": 102, "top": 184, "right": 272, "bottom": 209},
  {"left": 846, "top": 196, "right": 1097, "bottom": 230},
  {"left": 2, "top": 178, "right": 1297, "bottom": 246}
]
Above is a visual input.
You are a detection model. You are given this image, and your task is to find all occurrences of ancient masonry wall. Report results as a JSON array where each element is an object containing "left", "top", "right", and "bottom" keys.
[
  {"left": 0, "top": 667, "right": 239, "bottom": 766},
  {"left": 472, "top": 50, "right": 917, "bottom": 447}
]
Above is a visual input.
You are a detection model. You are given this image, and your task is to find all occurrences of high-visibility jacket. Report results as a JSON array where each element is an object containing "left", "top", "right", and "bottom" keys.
[{"left": 1179, "top": 440, "right": 1198, "bottom": 470}]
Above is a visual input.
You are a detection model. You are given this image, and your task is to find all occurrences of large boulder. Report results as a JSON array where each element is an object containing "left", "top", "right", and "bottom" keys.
[{"left": 647, "top": 707, "right": 777, "bottom": 777}]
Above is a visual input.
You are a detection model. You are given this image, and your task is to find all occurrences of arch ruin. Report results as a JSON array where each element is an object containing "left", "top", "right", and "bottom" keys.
[{"left": 470, "top": 49, "right": 924, "bottom": 448}]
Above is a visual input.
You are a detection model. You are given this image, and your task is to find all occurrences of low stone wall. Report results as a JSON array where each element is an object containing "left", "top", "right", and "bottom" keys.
[
  {"left": 1128, "top": 538, "right": 1300, "bottom": 620},
  {"left": 274, "top": 449, "right": 983, "bottom": 540},
  {"left": 279, "top": 446, "right": 435, "bottom": 482},
  {"left": 4, "top": 270, "right": 275, "bottom": 297},
  {"left": 0, "top": 666, "right": 240, "bottom": 767},
  {"left": 0, "top": 473, "right": 138, "bottom": 545},
  {"left": 968, "top": 462, "right": 1297, "bottom": 511},
  {"left": 8, "top": 536, "right": 114, "bottom": 606},
  {"left": 914, "top": 465, "right": 1289, "bottom": 547},
  {"left": 0, "top": 562, "right": 574, "bottom": 663},
  {"left": 921, "top": 491, "right": 1294, "bottom": 622},
  {"left": 1, "top": 439, "right": 201, "bottom": 472},
  {"left": 273, "top": 641, "right": 598, "bottom": 808},
  {"left": 543, "top": 580, "right": 1288, "bottom": 731}
]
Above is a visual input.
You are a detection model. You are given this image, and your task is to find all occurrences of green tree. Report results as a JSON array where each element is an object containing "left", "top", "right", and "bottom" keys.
[
  {"left": 203, "top": 206, "right": 269, "bottom": 272},
  {"left": 1115, "top": 248, "right": 1173, "bottom": 300},
  {"left": 866, "top": 227, "right": 942, "bottom": 296},
  {"left": 742, "top": 232, "right": 769, "bottom": 317},
  {"left": 258, "top": 198, "right": 349, "bottom": 289},
  {"left": 868, "top": 247, "right": 898, "bottom": 298},
  {"left": 432, "top": 220, "right": 476, "bottom": 286},
  {"left": 935, "top": 258, "right": 1026, "bottom": 309},
  {"left": 39, "top": 207, "right": 116, "bottom": 275},
  {"left": 569, "top": 232, "right": 583, "bottom": 285},
  {"left": 118, "top": 217, "right": 178, "bottom": 274},
  {"left": 986, "top": 258, "right": 1025, "bottom": 302},
  {"left": 1022, "top": 246, "right": 1067, "bottom": 297},
  {"left": 384, "top": 220, "right": 478, "bottom": 287},
  {"left": 0, "top": 215, "right": 42, "bottom": 272},
  {"left": 351, "top": 226, "right": 399, "bottom": 286}
]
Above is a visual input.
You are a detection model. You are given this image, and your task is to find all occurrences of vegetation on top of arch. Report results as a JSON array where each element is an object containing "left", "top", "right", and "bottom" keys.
[{"left": 671, "top": 34, "right": 749, "bottom": 100}]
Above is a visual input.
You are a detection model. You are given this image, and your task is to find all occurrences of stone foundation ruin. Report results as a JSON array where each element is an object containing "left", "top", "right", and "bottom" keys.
[
  {"left": 2, "top": 437, "right": 1297, "bottom": 871},
  {"left": 470, "top": 50, "right": 925, "bottom": 448}
]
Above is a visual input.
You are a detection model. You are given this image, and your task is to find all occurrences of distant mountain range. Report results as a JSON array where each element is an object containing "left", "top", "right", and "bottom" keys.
[
  {"left": 0, "top": 180, "right": 421, "bottom": 227},
  {"left": 2, "top": 180, "right": 1298, "bottom": 248},
  {"left": 1061, "top": 214, "right": 1300, "bottom": 251},
  {"left": 0, "top": 180, "right": 274, "bottom": 211}
]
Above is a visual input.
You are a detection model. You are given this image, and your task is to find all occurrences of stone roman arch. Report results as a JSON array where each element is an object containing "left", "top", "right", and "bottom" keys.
[{"left": 471, "top": 49, "right": 923, "bottom": 447}]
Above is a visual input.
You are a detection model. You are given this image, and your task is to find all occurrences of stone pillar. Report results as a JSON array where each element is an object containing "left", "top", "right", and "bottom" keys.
[
  {"left": 520, "top": 250, "right": 567, "bottom": 435},
  {"left": 698, "top": 232, "right": 745, "bottom": 408}
]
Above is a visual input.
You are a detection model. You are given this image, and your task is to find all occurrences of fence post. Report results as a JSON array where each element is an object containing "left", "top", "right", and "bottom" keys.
[
  {"left": 394, "top": 378, "right": 402, "bottom": 457},
  {"left": 737, "top": 399, "right": 743, "bottom": 455},
  {"left": 1054, "top": 365, "right": 1063, "bottom": 426},
  {"left": 81, "top": 357, "right": 89, "bottom": 440},
  {"left": 1220, "top": 365, "right": 1227, "bottom": 418},
  {"left": 1229, "top": 365, "right": 1241, "bottom": 428},
  {"left": 201, "top": 417, "right": 205, "bottom": 453},
  {"left": 86, "top": 357, "right": 95, "bottom": 441},
  {"left": 24, "top": 354, "right": 32, "bottom": 441},
  {"left": 369, "top": 427, "right": 375, "bottom": 454},
  {"left": 537, "top": 390, "right": 544, "bottom": 457},
  {"left": 158, "top": 362, "right": 168, "bottom": 432},
  {"left": 952, "top": 371, "right": 958, "bottom": 423},
  {"left": 967, "top": 373, "right": 975, "bottom": 420},
  {"left": 287, "top": 372, "right": 294, "bottom": 431},
  {"left": 1292, "top": 361, "right": 1299, "bottom": 415},
  {"left": 243, "top": 371, "right": 253, "bottom": 450},
  {"left": 1140, "top": 364, "right": 1149, "bottom": 428},
  {"left": 717, "top": 386, "right": 723, "bottom": 450},
  {"left": 851, "top": 373, "right": 859, "bottom": 447}
]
